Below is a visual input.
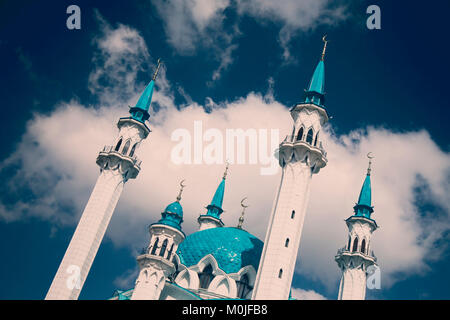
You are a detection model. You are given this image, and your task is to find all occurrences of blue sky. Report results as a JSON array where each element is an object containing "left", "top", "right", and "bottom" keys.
[{"left": 0, "top": 0, "right": 449, "bottom": 300}]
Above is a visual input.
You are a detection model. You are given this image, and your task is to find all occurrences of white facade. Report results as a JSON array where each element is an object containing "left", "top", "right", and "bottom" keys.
[
  {"left": 131, "top": 223, "right": 185, "bottom": 300},
  {"left": 252, "top": 103, "right": 328, "bottom": 300},
  {"left": 45, "top": 117, "right": 149, "bottom": 300},
  {"left": 336, "top": 216, "right": 378, "bottom": 300}
]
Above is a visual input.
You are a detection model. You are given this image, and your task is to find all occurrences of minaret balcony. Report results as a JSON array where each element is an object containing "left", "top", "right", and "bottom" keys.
[
  {"left": 96, "top": 145, "right": 142, "bottom": 178},
  {"left": 335, "top": 246, "right": 377, "bottom": 265},
  {"left": 278, "top": 135, "right": 327, "bottom": 171}
]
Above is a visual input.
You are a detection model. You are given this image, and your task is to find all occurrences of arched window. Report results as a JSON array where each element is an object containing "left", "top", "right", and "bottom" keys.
[
  {"left": 291, "top": 210, "right": 295, "bottom": 219},
  {"left": 285, "top": 238, "right": 289, "bottom": 247},
  {"left": 167, "top": 244, "right": 174, "bottom": 260},
  {"left": 236, "top": 274, "right": 252, "bottom": 299},
  {"left": 352, "top": 237, "right": 358, "bottom": 252},
  {"left": 159, "top": 239, "right": 168, "bottom": 257},
  {"left": 278, "top": 269, "right": 283, "bottom": 279},
  {"left": 151, "top": 238, "right": 159, "bottom": 255},
  {"left": 348, "top": 237, "right": 352, "bottom": 251},
  {"left": 314, "top": 132, "right": 319, "bottom": 146},
  {"left": 306, "top": 129, "right": 314, "bottom": 144},
  {"left": 199, "top": 265, "right": 213, "bottom": 289},
  {"left": 129, "top": 143, "right": 138, "bottom": 157},
  {"left": 361, "top": 239, "right": 366, "bottom": 254},
  {"left": 115, "top": 138, "right": 122, "bottom": 151},
  {"left": 122, "top": 140, "right": 131, "bottom": 155},
  {"left": 296, "top": 127, "right": 304, "bottom": 141}
]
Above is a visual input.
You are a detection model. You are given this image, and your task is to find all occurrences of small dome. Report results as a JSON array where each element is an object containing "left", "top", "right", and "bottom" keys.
[
  {"left": 165, "top": 201, "right": 183, "bottom": 217},
  {"left": 176, "top": 227, "right": 263, "bottom": 274}
]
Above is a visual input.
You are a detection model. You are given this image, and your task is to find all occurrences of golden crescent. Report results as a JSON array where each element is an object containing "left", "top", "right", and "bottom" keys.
[
  {"left": 322, "top": 35, "right": 328, "bottom": 42},
  {"left": 180, "top": 179, "right": 186, "bottom": 187},
  {"left": 367, "top": 152, "right": 374, "bottom": 159}
]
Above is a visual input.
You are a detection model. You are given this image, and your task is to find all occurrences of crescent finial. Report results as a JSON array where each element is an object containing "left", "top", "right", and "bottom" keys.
[
  {"left": 176, "top": 179, "right": 186, "bottom": 202},
  {"left": 237, "top": 197, "right": 249, "bottom": 229},
  {"left": 152, "top": 58, "right": 162, "bottom": 81},
  {"left": 240, "top": 197, "right": 249, "bottom": 208},
  {"left": 321, "top": 35, "right": 329, "bottom": 61},
  {"left": 366, "top": 153, "right": 374, "bottom": 175}
]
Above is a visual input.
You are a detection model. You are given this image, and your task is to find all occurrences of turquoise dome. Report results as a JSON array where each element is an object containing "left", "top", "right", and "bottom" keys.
[
  {"left": 176, "top": 227, "right": 263, "bottom": 274},
  {"left": 165, "top": 201, "right": 183, "bottom": 217}
]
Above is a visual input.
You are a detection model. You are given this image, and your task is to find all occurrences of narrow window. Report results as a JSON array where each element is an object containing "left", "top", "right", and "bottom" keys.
[
  {"left": 314, "top": 132, "right": 319, "bottom": 146},
  {"left": 159, "top": 239, "right": 168, "bottom": 257},
  {"left": 115, "top": 138, "right": 122, "bottom": 151},
  {"left": 306, "top": 129, "right": 314, "bottom": 144},
  {"left": 352, "top": 237, "right": 358, "bottom": 252},
  {"left": 296, "top": 127, "right": 304, "bottom": 141},
  {"left": 151, "top": 238, "right": 159, "bottom": 255},
  {"left": 199, "top": 265, "right": 213, "bottom": 289},
  {"left": 278, "top": 269, "right": 283, "bottom": 279},
  {"left": 237, "top": 274, "right": 252, "bottom": 299},
  {"left": 347, "top": 237, "right": 352, "bottom": 251},
  {"left": 167, "top": 244, "right": 174, "bottom": 260},
  {"left": 122, "top": 140, "right": 131, "bottom": 155},
  {"left": 285, "top": 238, "right": 289, "bottom": 247},
  {"left": 291, "top": 210, "right": 295, "bottom": 219},
  {"left": 129, "top": 143, "right": 138, "bottom": 157},
  {"left": 361, "top": 239, "right": 366, "bottom": 254}
]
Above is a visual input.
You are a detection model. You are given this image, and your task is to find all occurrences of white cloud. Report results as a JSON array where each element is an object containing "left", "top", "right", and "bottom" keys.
[
  {"left": 291, "top": 287, "right": 327, "bottom": 300},
  {"left": 236, "top": 0, "right": 348, "bottom": 61},
  {"left": 1, "top": 20, "right": 449, "bottom": 296},
  {"left": 151, "top": 0, "right": 348, "bottom": 66},
  {"left": 151, "top": 0, "right": 231, "bottom": 54}
]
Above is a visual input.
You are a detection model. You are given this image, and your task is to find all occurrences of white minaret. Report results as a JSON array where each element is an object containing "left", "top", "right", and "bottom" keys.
[
  {"left": 252, "top": 37, "right": 329, "bottom": 300},
  {"left": 131, "top": 181, "right": 186, "bottom": 300},
  {"left": 335, "top": 155, "right": 379, "bottom": 300},
  {"left": 45, "top": 61, "right": 162, "bottom": 300}
]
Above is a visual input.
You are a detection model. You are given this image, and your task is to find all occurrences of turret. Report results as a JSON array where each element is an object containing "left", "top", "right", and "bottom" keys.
[
  {"left": 131, "top": 180, "right": 186, "bottom": 300},
  {"left": 335, "top": 154, "right": 379, "bottom": 300}
]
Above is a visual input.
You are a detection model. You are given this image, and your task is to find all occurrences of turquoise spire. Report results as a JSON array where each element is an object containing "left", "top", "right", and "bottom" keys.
[
  {"left": 353, "top": 155, "right": 374, "bottom": 219},
  {"left": 129, "top": 59, "right": 162, "bottom": 123},
  {"left": 155, "top": 179, "right": 185, "bottom": 231},
  {"left": 205, "top": 164, "right": 229, "bottom": 220},
  {"left": 304, "top": 36, "right": 327, "bottom": 107}
]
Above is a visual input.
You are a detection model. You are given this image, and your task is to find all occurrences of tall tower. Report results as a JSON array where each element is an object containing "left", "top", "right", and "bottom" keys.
[
  {"left": 197, "top": 164, "right": 228, "bottom": 231},
  {"left": 335, "top": 155, "right": 378, "bottom": 300},
  {"left": 252, "top": 38, "right": 329, "bottom": 300},
  {"left": 45, "top": 61, "right": 162, "bottom": 300},
  {"left": 131, "top": 181, "right": 186, "bottom": 300}
]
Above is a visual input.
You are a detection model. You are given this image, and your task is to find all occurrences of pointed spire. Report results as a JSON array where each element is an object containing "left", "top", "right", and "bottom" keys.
[
  {"left": 304, "top": 37, "right": 327, "bottom": 106},
  {"left": 354, "top": 154, "right": 374, "bottom": 218},
  {"left": 237, "top": 197, "right": 249, "bottom": 229},
  {"left": 129, "top": 59, "right": 163, "bottom": 122},
  {"left": 205, "top": 163, "right": 229, "bottom": 219}
]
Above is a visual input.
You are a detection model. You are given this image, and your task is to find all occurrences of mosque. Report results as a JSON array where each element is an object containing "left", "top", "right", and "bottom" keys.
[{"left": 44, "top": 38, "right": 379, "bottom": 300}]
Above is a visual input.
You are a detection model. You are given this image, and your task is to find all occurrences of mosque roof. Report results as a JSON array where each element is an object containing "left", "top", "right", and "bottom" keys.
[{"left": 176, "top": 227, "right": 263, "bottom": 274}]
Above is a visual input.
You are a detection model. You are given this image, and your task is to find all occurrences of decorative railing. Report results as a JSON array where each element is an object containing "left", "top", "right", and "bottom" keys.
[
  {"left": 336, "top": 246, "right": 377, "bottom": 262},
  {"left": 281, "top": 135, "right": 327, "bottom": 157},
  {"left": 100, "top": 145, "right": 142, "bottom": 167}
]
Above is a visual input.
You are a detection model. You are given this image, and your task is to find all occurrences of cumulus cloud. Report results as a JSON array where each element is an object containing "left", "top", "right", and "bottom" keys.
[
  {"left": 291, "top": 287, "right": 327, "bottom": 300},
  {"left": 236, "top": 0, "right": 348, "bottom": 61},
  {"left": 1, "top": 19, "right": 449, "bottom": 296},
  {"left": 151, "top": 0, "right": 348, "bottom": 68}
]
